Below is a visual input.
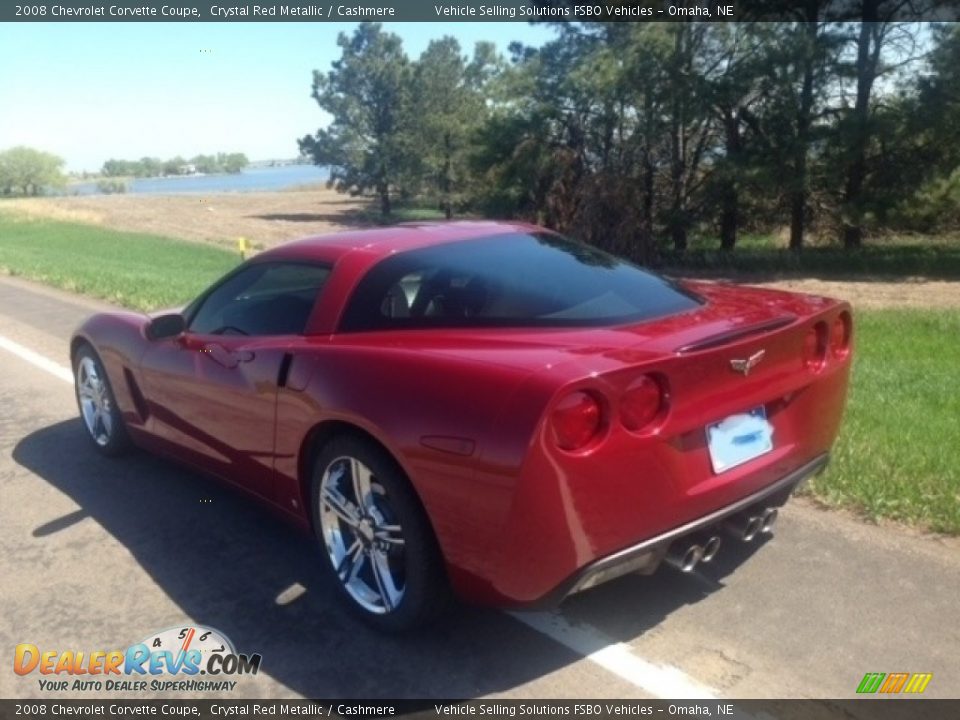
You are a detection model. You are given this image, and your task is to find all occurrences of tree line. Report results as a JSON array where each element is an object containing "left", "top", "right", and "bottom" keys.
[
  {"left": 101, "top": 152, "right": 249, "bottom": 178},
  {"left": 0, "top": 148, "right": 252, "bottom": 197},
  {"left": 300, "top": 18, "right": 960, "bottom": 260}
]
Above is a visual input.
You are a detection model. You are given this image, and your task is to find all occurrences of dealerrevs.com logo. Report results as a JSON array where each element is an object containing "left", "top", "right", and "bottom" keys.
[{"left": 14, "top": 626, "right": 262, "bottom": 693}]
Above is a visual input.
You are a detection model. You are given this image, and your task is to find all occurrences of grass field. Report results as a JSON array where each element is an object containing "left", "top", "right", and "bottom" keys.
[
  {"left": 352, "top": 204, "right": 449, "bottom": 225},
  {"left": 808, "top": 309, "right": 960, "bottom": 533},
  {"left": 0, "top": 211, "right": 957, "bottom": 533},
  {"left": 0, "top": 213, "right": 237, "bottom": 311},
  {"left": 660, "top": 242, "right": 960, "bottom": 279}
]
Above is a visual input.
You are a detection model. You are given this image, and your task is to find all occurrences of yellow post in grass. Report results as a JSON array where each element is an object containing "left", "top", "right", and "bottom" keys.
[{"left": 237, "top": 236, "right": 251, "bottom": 260}]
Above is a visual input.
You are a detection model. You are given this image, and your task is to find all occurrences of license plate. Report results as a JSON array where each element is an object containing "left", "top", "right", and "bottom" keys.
[{"left": 706, "top": 406, "right": 774, "bottom": 474}]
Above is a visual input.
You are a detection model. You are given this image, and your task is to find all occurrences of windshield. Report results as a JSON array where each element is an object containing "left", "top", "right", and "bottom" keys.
[{"left": 339, "top": 232, "right": 702, "bottom": 331}]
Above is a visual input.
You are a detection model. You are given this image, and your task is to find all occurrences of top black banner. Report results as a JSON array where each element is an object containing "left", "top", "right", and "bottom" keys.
[{"left": 4, "top": 0, "right": 960, "bottom": 23}]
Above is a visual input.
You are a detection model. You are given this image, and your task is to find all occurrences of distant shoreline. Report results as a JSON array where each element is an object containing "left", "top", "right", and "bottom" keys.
[{"left": 60, "top": 164, "right": 330, "bottom": 197}]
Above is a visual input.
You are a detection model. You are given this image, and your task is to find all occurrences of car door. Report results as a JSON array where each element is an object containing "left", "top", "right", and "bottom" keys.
[{"left": 138, "top": 261, "right": 330, "bottom": 500}]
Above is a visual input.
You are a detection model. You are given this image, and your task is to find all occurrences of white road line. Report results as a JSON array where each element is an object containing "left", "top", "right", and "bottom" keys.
[
  {"left": 0, "top": 333, "right": 73, "bottom": 385},
  {"left": 1, "top": 329, "right": 721, "bottom": 700},
  {"left": 511, "top": 611, "right": 717, "bottom": 699}
]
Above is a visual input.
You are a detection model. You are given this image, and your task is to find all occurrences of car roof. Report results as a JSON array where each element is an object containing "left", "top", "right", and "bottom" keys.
[
  {"left": 254, "top": 220, "right": 548, "bottom": 334},
  {"left": 256, "top": 220, "right": 543, "bottom": 265}
]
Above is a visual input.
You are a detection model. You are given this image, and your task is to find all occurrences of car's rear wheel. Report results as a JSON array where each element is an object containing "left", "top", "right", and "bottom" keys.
[
  {"left": 73, "top": 345, "right": 130, "bottom": 456},
  {"left": 310, "top": 435, "right": 448, "bottom": 631}
]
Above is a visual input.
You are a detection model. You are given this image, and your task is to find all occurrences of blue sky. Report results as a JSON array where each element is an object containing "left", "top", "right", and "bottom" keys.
[{"left": 0, "top": 22, "right": 556, "bottom": 172}]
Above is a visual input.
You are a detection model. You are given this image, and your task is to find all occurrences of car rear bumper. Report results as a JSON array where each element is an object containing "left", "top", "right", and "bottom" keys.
[{"left": 527, "top": 452, "right": 829, "bottom": 607}]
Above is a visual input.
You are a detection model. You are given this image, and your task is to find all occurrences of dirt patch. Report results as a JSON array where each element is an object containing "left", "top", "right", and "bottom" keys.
[
  {"left": 1, "top": 188, "right": 374, "bottom": 249},
  {"left": 728, "top": 277, "right": 960, "bottom": 311},
  {"left": 5, "top": 192, "right": 959, "bottom": 309}
]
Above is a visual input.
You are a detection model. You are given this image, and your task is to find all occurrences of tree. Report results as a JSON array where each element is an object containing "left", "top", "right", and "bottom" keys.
[
  {"left": 788, "top": 18, "right": 820, "bottom": 250},
  {"left": 472, "top": 22, "right": 713, "bottom": 260},
  {"left": 700, "top": 24, "right": 773, "bottom": 250},
  {"left": 739, "top": 13, "right": 845, "bottom": 249},
  {"left": 219, "top": 152, "right": 248, "bottom": 174},
  {"left": 661, "top": 23, "right": 718, "bottom": 252},
  {"left": 190, "top": 154, "right": 217, "bottom": 173},
  {"left": 102, "top": 158, "right": 135, "bottom": 177},
  {"left": 163, "top": 156, "right": 187, "bottom": 176},
  {"left": 877, "top": 24, "right": 960, "bottom": 232},
  {"left": 408, "top": 38, "right": 497, "bottom": 218},
  {"left": 917, "top": 23, "right": 960, "bottom": 171},
  {"left": 0, "top": 146, "right": 66, "bottom": 196},
  {"left": 299, "top": 22, "right": 412, "bottom": 216},
  {"left": 138, "top": 157, "right": 163, "bottom": 177},
  {"left": 836, "top": 4, "right": 928, "bottom": 247}
]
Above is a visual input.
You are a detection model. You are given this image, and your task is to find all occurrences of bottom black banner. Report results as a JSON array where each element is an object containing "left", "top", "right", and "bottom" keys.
[{"left": 0, "top": 699, "right": 953, "bottom": 720}]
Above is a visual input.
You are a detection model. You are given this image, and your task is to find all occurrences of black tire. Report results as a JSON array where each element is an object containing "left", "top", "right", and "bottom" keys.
[
  {"left": 73, "top": 344, "right": 132, "bottom": 456},
  {"left": 310, "top": 435, "right": 449, "bottom": 631}
]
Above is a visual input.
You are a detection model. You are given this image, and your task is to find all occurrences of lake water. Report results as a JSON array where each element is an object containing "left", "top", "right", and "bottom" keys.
[{"left": 67, "top": 164, "right": 330, "bottom": 196}]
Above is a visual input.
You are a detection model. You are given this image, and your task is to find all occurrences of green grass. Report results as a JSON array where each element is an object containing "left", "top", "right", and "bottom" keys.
[
  {"left": 352, "top": 204, "right": 453, "bottom": 226},
  {"left": 688, "top": 232, "right": 782, "bottom": 251},
  {"left": 808, "top": 309, "right": 960, "bottom": 533},
  {"left": 659, "top": 243, "right": 960, "bottom": 279},
  {"left": 0, "top": 213, "right": 238, "bottom": 311}
]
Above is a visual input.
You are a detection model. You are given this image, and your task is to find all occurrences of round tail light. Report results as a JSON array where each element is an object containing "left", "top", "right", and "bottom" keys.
[
  {"left": 803, "top": 323, "right": 828, "bottom": 371},
  {"left": 830, "top": 313, "right": 851, "bottom": 358},
  {"left": 620, "top": 375, "right": 665, "bottom": 433},
  {"left": 550, "top": 391, "right": 602, "bottom": 451}
]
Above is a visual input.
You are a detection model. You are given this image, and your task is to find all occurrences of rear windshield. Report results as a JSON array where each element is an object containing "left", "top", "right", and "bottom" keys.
[{"left": 339, "top": 232, "right": 702, "bottom": 331}]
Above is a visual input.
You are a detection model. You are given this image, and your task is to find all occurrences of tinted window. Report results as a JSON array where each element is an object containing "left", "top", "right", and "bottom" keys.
[
  {"left": 340, "top": 233, "right": 701, "bottom": 331},
  {"left": 189, "top": 262, "right": 329, "bottom": 336}
]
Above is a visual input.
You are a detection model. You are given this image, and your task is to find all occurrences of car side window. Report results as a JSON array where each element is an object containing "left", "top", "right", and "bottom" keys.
[{"left": 189, "top": 262, "right": 330, "bottom": 337}]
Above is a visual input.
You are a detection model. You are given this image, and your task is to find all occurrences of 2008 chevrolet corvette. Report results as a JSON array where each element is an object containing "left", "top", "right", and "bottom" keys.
[{"left": 71, "top": 221, "right": 852, "bottom": 630}]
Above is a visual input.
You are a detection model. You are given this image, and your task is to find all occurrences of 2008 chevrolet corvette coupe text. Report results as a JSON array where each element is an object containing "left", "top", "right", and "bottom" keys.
[{"left": 71, "top": 221, "right": 852, "bottom": 630}]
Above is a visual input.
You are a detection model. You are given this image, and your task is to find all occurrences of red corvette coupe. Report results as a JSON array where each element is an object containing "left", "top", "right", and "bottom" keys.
[{"left": 71, "top": 221, "right": 852, "bottom": 630}]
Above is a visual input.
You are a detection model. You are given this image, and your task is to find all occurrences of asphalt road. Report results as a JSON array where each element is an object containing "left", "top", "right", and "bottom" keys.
[{"left": 1, "top": 275, "right": 958, "bottom": 704}]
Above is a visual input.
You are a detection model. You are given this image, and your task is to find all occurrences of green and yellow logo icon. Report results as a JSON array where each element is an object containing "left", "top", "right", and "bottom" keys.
[{"left": 857, "top": 672, "right": 933, "bottom": 694}]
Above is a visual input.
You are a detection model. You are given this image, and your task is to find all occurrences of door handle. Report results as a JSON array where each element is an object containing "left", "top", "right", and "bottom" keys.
[{"left": 201, "top": 343, "right": 255, "bottom": 368}]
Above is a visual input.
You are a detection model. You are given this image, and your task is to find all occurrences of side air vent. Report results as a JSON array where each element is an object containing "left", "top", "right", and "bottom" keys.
[
  {"left": 123, "top": 367, "right": 149, "bottom": 422},
  {"left": 277, "top": 353, "right": 293, "bottom": 388}
]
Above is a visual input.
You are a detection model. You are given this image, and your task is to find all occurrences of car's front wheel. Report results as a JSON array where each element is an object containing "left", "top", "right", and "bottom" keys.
[
  {"left": 73, "top": 345, "right": 131, "bottom": 456},
  {"left": 310, "top": 436, "right": 448, "bottom": 631}
]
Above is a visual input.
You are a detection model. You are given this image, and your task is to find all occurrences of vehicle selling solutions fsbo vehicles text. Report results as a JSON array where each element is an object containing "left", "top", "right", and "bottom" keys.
[{"left": 433, "top": 4, "right": 659, "bottom": 17}]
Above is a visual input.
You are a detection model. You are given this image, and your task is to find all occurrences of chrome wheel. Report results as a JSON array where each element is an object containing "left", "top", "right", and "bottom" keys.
[
  {"left": 318, "top": 455, "right": 406, "bottom": 615},
  {"left": 76, "top": 355, "right": 113, "bottom": 447}
]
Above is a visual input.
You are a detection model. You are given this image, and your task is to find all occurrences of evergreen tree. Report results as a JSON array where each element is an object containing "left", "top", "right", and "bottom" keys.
[{"left": 300, "top": 23, "right": 412, "bottom": 217}]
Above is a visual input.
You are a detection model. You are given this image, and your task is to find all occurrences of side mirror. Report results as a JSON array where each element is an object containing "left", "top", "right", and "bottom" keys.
[{"left": 146, "top": 313, "right": 186, "bottom": 341}]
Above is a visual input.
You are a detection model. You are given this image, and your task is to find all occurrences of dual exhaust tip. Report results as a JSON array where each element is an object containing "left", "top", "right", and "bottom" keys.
[
  {"left": 665, "top": 533, "right": 722, "bottom": 573},
  {"left": 665, "top": 507, "right": 778, "bottom": 573},
  {"left": 725, "top": 506, "right": 778, "bottom": 543}
]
